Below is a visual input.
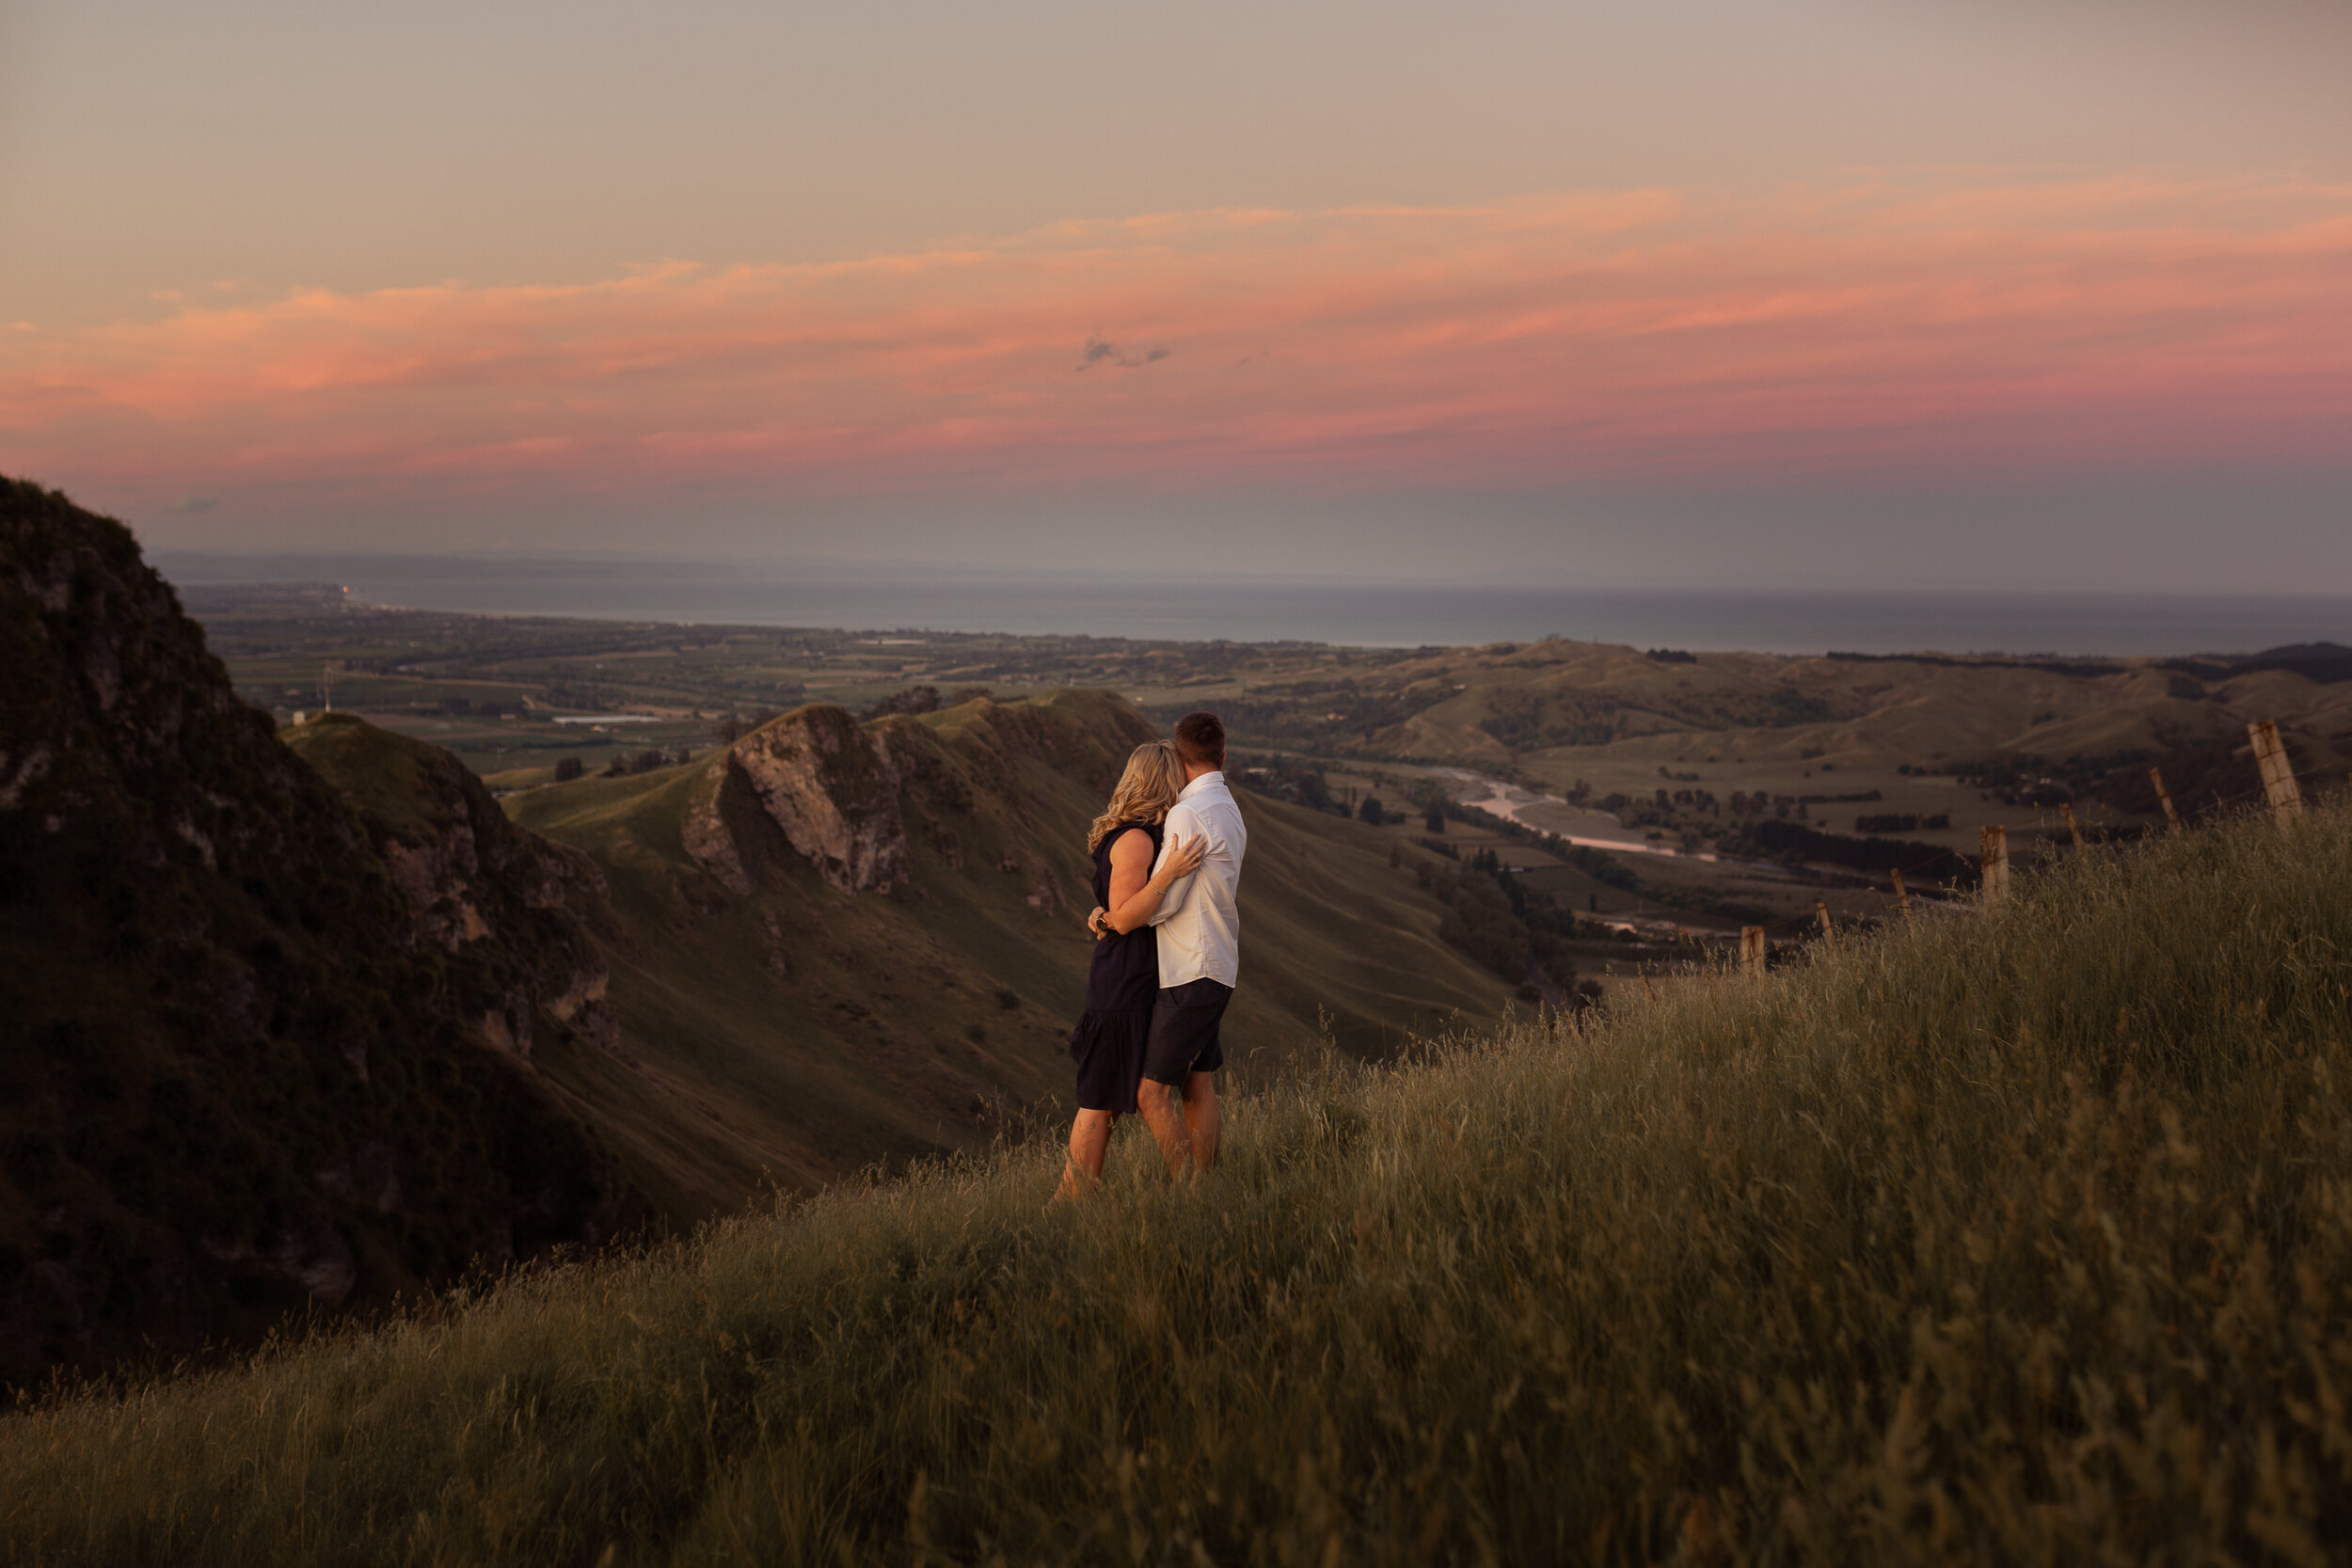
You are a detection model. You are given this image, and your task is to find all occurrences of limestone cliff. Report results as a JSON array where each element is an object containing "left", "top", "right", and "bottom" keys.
[
  {"left": 685, "top": 704, "right": 910, "bottom": 895},
  {"left": 287, "top": 713, "right": 620, "bottom": 1056}
]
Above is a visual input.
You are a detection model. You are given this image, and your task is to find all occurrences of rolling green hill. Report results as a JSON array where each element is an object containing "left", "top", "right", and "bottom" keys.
[{"left": 12, "top": 790, "right": 2352, "bottom": 1563}]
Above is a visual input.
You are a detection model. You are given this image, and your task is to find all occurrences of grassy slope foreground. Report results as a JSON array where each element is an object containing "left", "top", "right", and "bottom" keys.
[{"left": 11, "top": 801, "right": 2352, "bottom": 1563}]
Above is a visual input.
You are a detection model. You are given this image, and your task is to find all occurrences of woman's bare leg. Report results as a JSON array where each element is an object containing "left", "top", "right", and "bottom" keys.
[{"left": 1055, "top": 1108, "right": 1119, "bottom": 1200}]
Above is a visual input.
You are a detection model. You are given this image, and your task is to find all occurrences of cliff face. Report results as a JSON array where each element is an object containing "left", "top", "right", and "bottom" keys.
[
  {"left": 685, "top": 704, "right": 911, "bottom": 895},
  {"left": 285, "top": 713, "right": 620, "bottom": 1057},
  {"left": 680, "top": 694, "right": 1153, "bottom": 903},
  {"left": 0, "top": 479, "right": 627, "bottom": 1386}
]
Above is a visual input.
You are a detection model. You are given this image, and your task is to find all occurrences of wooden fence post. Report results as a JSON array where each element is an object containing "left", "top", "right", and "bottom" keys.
[
  {"left": 1815, "top": 901, "right": 1836, "bottom": 951},
  {"left": 1980, "top": 824, "right": 2010, "bottom": 903},
  {"left": 2149, "top": 767, "right": 2183, "bottom": 834},
  {"left": 1890, "top": 866, "right": 1911, "bottom": 913},
  {"left": 1740, "top": 926, "right": 1766, "bottom": 978},
  {"left": 2060, "top": 800, "right": 2085, "bottom": 851},
  {"left": 2249, "top": 720, "right": 2304, "bottom": 825}
]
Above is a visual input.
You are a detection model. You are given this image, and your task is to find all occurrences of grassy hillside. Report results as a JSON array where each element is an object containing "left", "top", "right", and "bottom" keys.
[
  {"left": 12, "top": 798, "right": 2352, "bottom": 1562},
  {"left": 501, "top": 689, "right": 1518, "bottom": 1221}
]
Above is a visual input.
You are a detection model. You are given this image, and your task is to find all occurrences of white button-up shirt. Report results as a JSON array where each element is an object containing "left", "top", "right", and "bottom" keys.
[{"left": 1149, "top": 770, "right": 1247, "bottom": 988}]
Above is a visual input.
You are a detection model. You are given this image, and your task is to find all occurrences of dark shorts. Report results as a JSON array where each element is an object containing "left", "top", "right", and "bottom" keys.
[{"left": 1143, "top": 977, "right": 1231, "bottom": 1085}]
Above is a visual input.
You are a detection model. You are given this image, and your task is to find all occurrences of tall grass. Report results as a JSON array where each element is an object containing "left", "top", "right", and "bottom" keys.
[{"left": 10, "top": 804, "right": 2352, "bottom": 1564}]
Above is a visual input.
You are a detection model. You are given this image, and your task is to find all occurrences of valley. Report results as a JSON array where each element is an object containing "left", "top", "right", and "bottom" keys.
[{"left": 187, "top": 578, "right": 2352, "bottom": 955}]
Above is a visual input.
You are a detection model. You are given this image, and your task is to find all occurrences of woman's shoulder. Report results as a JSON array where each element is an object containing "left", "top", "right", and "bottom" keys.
[{"left": 1106, "top": 821, "right": 1163, "bottom": 854}]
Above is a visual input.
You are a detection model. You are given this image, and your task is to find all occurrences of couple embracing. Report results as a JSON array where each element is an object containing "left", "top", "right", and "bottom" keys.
[{"left": 1057, "top": 712, "right": 1247, "bottom": 1195}]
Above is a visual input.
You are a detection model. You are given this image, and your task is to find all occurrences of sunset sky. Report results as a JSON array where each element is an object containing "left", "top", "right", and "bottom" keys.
[{"left": 3, "top": 0, "right": 2348, "bottom": 590}]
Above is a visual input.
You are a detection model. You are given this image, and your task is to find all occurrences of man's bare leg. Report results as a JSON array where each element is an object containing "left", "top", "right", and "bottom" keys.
[
  {"left": 1136, "top": 1079, "right": 1195, "bottom": 1179},
  {"left": 1180, "top": 1072, "right": 1220, "bottom": 1170},
  {"left": 1054, "top": 1109, "right": 1118, "bottom": 1201}
]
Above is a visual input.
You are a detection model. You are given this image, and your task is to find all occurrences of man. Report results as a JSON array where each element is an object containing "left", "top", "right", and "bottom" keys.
[{"left": 1136, "top": 710, "right": 1246, "bottom": 1177}]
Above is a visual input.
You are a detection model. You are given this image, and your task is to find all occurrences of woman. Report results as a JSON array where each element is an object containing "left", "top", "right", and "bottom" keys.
[{"left": 1056, "top": 740, "right": 1204, "bottom": 1197}]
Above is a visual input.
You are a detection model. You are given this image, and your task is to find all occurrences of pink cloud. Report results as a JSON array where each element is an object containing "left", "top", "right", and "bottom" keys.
[{"left": 4, "top": 175, "right": 2349, "bottom": 513}]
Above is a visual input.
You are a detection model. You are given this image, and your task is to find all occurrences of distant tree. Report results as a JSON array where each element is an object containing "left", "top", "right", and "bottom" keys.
[
  {"left": 607, "top": 749, "right": 669, "bottom": 777},
  {"left": 866, "top": 685, "right": 942, "bottom": 718},
  {"left": 1425, "top": 805, "right": 1446, "bottom": 833},
  {"left": 1359, "top": 795, "right": 1385, "bottom": 825},
  {"left": 713, "top": 709, "right": 782, "bottom": 744},
  {"left": 553, "top": 756, "right": 584, "bottom": 782}
]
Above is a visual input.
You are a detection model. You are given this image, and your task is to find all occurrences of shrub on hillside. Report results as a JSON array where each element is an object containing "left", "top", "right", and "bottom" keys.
[
  {"left": 1854, "top": 811, "right": 1947, "bottom": 832},
  {"left": 600, "top": 747, "right": 689, "bottom": 778},
  {"left": 712, "top": 709, "right": 783, "bottom": 743},
  {"left": 1428, "top": 864, "right": 1530, "bottom": 980},
  {"left": 1742, "top": 816, "right": 1973, "bottom": 883},
  {"left": 1235, "top": 758, "right": 1344, "bottom": 815},
  {"left": 866, "top": 686, "right": 941, "bottom": 719}
]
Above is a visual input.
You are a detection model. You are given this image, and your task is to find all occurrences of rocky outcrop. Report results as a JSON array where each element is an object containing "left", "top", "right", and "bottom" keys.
[
  {"left": 681, "top": 766, "right": 757, "bottom": 896},
  {"left": 287, "top": 713, "right": 619, "bottom": 1061},
  {"left": 685, "top": 705, "right": 910, "bottom": 895},
  {"left": 739, "top": 705, "right": 909, "bottom": 893},
  {"left": 0, "top": 476, "right": 629, "bottom": 1386}
]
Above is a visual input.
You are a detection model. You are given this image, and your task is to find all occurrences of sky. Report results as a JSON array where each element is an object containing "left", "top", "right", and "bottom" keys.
[{"left": 2, "top": 0, "right": 2349, "bottom": 590}]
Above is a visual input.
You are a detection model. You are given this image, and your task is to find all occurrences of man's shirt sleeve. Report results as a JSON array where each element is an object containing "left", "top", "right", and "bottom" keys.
[{"left": 1146, "top": 803, "right": 1200, "bottom": 927}]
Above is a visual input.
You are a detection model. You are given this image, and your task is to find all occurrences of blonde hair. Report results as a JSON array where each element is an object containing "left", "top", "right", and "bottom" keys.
[{"left": 1088, "top": 741, "right": 1185, "bottom": 852}]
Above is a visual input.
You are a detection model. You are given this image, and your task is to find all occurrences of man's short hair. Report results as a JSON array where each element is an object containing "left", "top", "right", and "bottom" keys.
[{"left": 1173, "top": 711, "right": 1225, "bottom": 767}]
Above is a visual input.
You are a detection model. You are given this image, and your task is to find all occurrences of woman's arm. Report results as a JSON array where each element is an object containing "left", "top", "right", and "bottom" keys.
[{"left": 1090, "top": 829, "right": 1205, "bottom": 936}]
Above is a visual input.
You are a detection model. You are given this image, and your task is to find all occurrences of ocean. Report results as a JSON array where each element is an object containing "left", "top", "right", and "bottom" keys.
[{"left": 153, "top": 553, "right": 2352, "bottom": 657}]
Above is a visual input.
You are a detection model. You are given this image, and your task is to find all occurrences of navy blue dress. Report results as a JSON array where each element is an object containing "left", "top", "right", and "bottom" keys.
[{"left": 1067, "top": 820, "right": 1162, "bottom": 1113}]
